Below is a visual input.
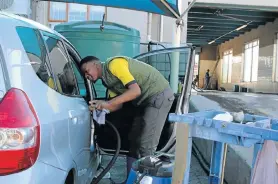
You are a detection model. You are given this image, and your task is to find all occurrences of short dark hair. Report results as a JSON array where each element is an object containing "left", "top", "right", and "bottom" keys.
[{"left": 79, "top": 56, "right": 100, "bottom": 68}]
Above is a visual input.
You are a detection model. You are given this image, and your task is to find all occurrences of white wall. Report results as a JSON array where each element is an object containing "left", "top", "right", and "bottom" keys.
[
  {"left": 3, "top": 0, "right": 31, "bottom": 17},
  {"left": 106, "top": 7, "right": 148, "bottom": 43}
]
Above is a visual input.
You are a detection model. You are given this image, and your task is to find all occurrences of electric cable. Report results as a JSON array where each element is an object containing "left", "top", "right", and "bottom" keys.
[{"left": 91, "top": 120, "right": 121, "bottom": 184}]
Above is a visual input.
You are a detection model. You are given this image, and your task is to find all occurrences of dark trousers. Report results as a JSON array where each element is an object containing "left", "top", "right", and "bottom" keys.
[
  {"left": 205, "top": 78, "right": 210, "bottom": 89},
  {"left": 128, "top": 87, "right": 174, "bottom": 159}
]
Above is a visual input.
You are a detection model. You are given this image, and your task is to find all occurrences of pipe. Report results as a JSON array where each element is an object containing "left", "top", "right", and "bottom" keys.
[
  {"left": 220, "top": 143, "right": 228, "bottom": 184},
  {"left": 91, "top": 120, "right": 121, "bottom": 184},
  {"left": 170, "top": 19, "right": 181, "bottom": 93},
  {"left": 159, "top": 15, "right": 164, "bottom": 42},
  {"left": 147, "top": 13, "right": 152, "bottom": 42}
]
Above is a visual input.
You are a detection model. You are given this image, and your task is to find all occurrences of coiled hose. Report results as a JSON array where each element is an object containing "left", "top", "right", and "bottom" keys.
[{"left": 91, "top": 120, "right": 121, "bottom": 184}]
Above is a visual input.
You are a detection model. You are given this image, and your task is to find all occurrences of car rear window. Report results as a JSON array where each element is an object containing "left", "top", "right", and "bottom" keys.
[{"left": 16, "top": 27, "right": 53, "bottom": 88}]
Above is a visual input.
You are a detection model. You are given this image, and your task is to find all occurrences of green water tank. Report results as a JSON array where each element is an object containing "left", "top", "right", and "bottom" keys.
[{"left": 54, "top": 21, "right": 141, "bottom": 97}]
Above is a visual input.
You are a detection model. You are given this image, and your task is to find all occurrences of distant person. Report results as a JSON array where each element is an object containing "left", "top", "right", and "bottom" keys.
[{"left": 205, "top": 69, "right": 210, "bottom": 89}]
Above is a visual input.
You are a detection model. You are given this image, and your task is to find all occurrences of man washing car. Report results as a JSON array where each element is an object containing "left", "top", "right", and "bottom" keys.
[{"left": 80, "top": 55, "right": 174, "bottom": 175}]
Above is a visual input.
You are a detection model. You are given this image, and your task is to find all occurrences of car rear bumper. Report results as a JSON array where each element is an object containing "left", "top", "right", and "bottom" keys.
[{"left": 0, "top": 160, "right": 67, "bottom": 184}]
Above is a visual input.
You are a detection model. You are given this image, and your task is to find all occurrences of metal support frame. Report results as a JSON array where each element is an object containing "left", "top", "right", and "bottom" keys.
[
  {"left": 169, "top": 110, "right": 278, "bottom": 184},
  {"left": 209, "top": 142, "right": 226, "bottom": 184}
]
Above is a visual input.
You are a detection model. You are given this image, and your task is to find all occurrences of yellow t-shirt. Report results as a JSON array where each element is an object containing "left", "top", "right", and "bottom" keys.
[{"left": 107, "top": 58, "right": 136, "bottom": 98}]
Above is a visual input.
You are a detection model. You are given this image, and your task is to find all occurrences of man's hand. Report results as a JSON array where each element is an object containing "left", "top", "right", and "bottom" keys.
[
  {"left": 89, "top": 100, "right": 110, "bottom": 111},
  {"left": 89, "top": 100, "right": 123, "bottom": 112}
]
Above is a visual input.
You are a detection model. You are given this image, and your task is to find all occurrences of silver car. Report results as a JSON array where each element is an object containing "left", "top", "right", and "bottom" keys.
[
  {"left": 0, "top": 11, "right": 186, "bottom": 184},
  {"left": 0, "top": 12, "right": 99, "bottom": 184}
]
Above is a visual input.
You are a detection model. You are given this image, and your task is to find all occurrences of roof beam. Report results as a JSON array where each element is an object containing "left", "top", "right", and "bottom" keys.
[
  {"left": 193, "top": 2, "right": 278, "bottom": 12},
  {"left": 188, "top": 35, "right": 235, "bottom": 40},
  {"left": 189, "top": 7, "right": 278, "bottom": 18},
  {"left": 187, "top": 26, "right": 252, "bottom": 32},
  {"left": 187, "top": 32, "right": 239, "bottom": 37},
  {"left": 188, "top": 18, "right": 266, "bottom": 26},
  {"left": 188, "top": 24, "right": 259, "bottom": 30},
  {"left": 187, "top": 21, "right": 243, "bottom": 27},
  {"left": 187, "top": 40, "right": 224, "bottom": 45},
  {"left": 188, "top": 29, "right": 246, "bottom": 34},
  {"left": 188, "top": 30, "right": 243, "bottom": 38},
  {"left": 188, "top": 15, "right": 274, "bottom": 23},
  {"left": 188, "top": 38, "right": 228, "bottom": 42}
]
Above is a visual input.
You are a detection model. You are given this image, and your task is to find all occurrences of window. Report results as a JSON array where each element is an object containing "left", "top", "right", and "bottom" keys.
[
  {"left": 16, "top": 27, "right": 52, "bottom": 87},
  {"left": 69, "top": 56, "right": 87, "bottom": 96},
  {"left": 68, "top": 3, "right": 87, "bottom": 22},
  {"left": 48, "top": 2, "right": 105, "bottom": 26},
  {"left": 42, "top": 33, "right": 78, "bottom": 96},
  {"left": 89, "top": 6, "right": 105, "bottom": 21},
  {"left": 222, "top": 50, "right": 233, "bottom": 83},
  {"left": 243, "top": 40, "right": 259, "bottom": 82},
  {"left": 48, "top": 2, "right": 67, "bottom": 22}
]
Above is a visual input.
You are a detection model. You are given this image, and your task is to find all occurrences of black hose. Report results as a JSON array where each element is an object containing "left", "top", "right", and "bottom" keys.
[{"left": 91, "top": 120, "right": 121, "bottom": 184}]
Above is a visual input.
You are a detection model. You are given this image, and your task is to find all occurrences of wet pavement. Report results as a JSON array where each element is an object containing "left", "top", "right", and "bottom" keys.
[
  {"left": 99, "top": 154, "right": 208, "bottom": 184},
  {"left": 197, "top": 91, "right": 278, "bottom": 117}
]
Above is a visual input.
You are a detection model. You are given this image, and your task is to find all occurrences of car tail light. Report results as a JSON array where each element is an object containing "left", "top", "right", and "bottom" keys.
[{"left": 0, "top": 88, "right": 40, "bottom": 176}]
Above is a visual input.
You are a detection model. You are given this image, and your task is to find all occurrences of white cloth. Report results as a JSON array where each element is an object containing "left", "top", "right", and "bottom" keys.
[
  {"left": 213, "top": 112, "right": 233, "bottom": 122},
  {"left": 93, "top": 109, "right": 110, "bottom": 125}
]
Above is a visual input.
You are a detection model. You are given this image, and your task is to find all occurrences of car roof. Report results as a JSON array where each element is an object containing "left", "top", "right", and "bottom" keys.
[{"left": 0, "top": 11, "right": 68, "bottom": 42}]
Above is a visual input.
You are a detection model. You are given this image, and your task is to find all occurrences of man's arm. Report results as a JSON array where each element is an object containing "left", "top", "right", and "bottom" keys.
[
  {"left": 107, "top": 90, "right": 123, "bottom": 112},
  {"left": 108, "top": 83, "right": 141, "bottom": 107}
]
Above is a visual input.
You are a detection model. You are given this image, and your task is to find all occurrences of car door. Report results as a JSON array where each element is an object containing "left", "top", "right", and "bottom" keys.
[
  {"left": 65, "top": 42, "right": 100, "bottom": 178},
  {"left": 94, "top": 46, "right": 194, "bottom": 155},
  {"left": 42, "top": 31, "right": 92, "bottom": 183}
]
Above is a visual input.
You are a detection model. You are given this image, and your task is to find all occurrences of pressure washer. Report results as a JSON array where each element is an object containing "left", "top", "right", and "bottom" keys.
[{"left": 126, "top": 152, "right": 175, "bottom": 184}]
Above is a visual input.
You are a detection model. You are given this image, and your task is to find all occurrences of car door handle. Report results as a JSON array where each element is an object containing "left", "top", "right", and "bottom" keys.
[{"left": 68, "top": 110, "right": 78, "bottom": 124}]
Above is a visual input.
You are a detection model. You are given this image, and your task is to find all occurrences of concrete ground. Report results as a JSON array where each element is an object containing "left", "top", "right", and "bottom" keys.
[{"left": 99, "top": 154, "right": 208, "bottom": 184}]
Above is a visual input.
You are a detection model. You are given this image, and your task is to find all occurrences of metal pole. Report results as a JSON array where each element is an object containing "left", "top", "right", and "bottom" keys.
[
  {"left": 220, "top": 144, "right": 228, "bottom": 184},
  {"left": 147, "top": 13, "right": 152, "bottom": 42},
  {"left": 170, "top": 23, "right": 181, "bottom": 93},
  {"left": 170, "top": 0, "right": 187, "bottom": 93},
  {"left": 210, "top": 141, "right": 226, "bottom": 184},
  {"left": 159, "top": 15, "right": 164, "bottom": 42}
]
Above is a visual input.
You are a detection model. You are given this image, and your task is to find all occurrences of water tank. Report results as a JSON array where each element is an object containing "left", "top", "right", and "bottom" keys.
[{"left": 54, "top": 21, "right": 141, "bottom": 97}]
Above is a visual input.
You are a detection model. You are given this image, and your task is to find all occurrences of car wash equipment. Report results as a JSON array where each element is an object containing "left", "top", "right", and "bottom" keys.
[
  {"left": 168, "top": 110, "right": 278, "bottom": 184},
  {"left": 126, "top": 152, "right": 174, "bottom": 184}
]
